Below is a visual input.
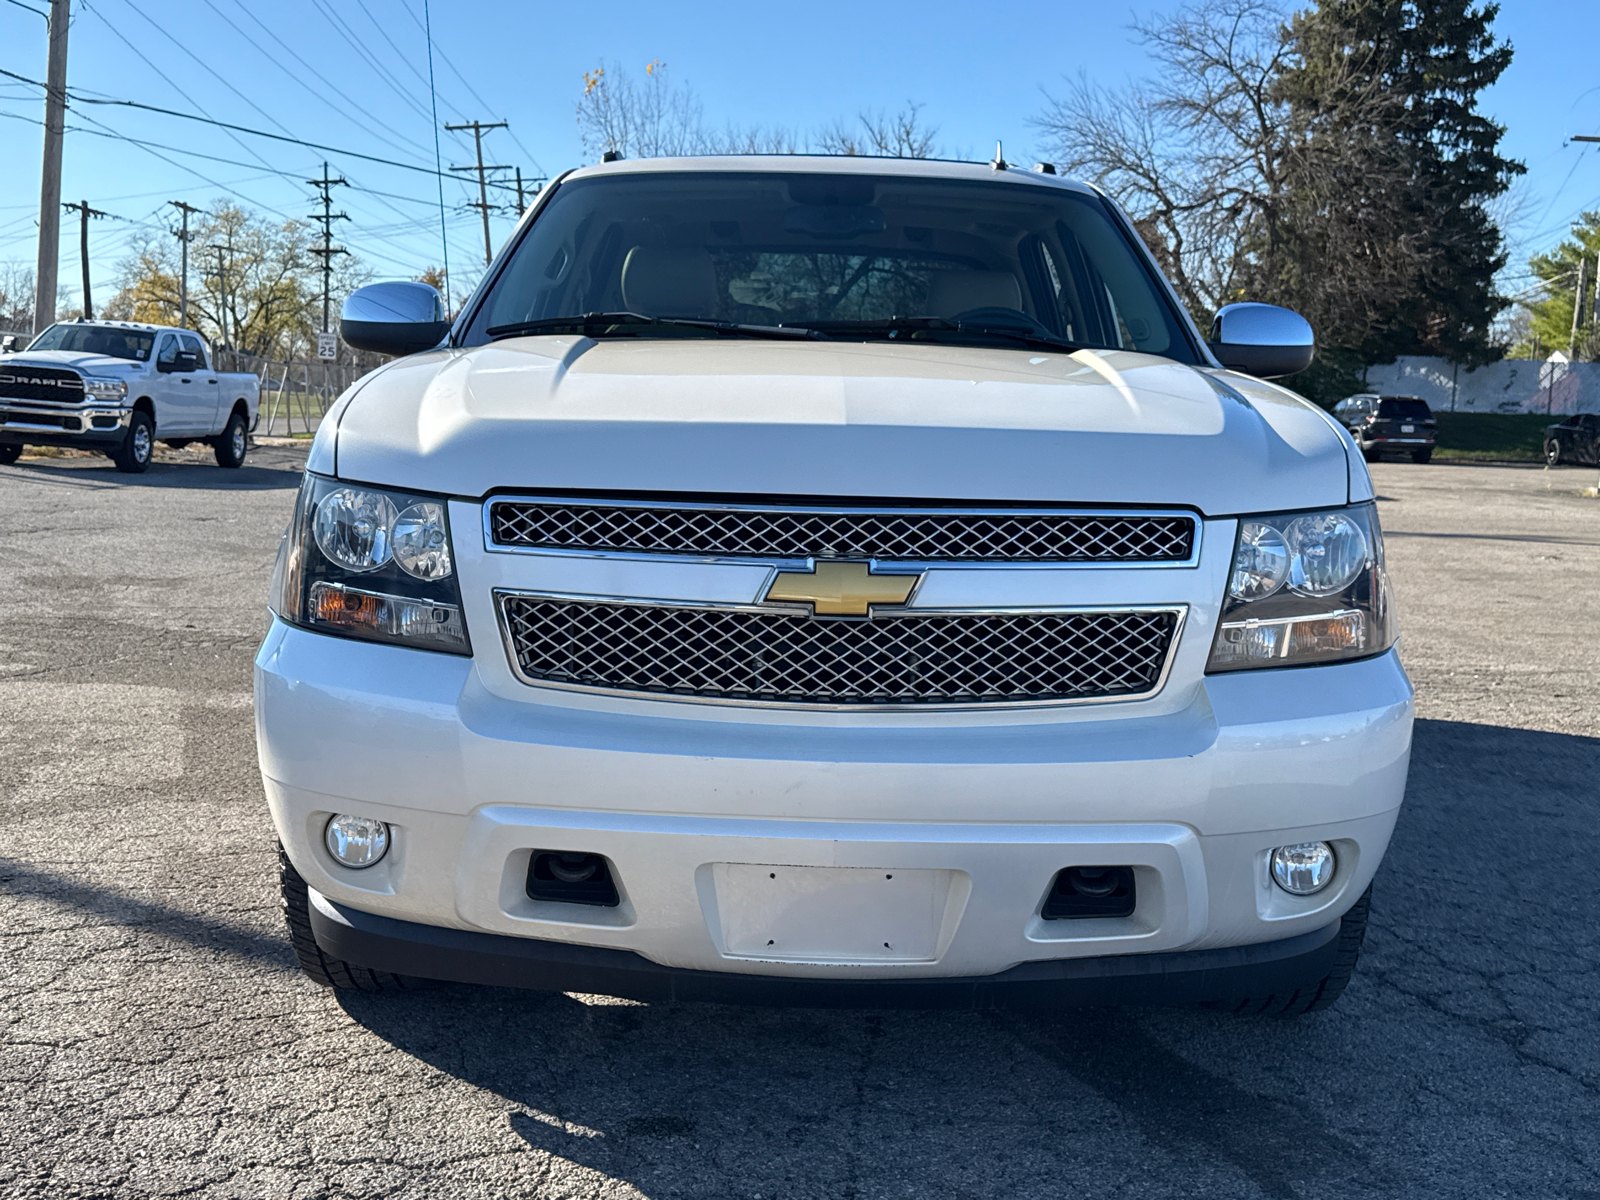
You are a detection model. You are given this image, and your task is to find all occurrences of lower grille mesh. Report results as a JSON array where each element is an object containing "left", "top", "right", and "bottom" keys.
[{"left": 499, "top": 596, "right": 1179, "bottom": 706}]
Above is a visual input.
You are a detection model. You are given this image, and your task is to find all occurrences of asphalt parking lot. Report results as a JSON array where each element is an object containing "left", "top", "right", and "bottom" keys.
[{"left": 2, "top": 449, "right": 1598, "bottom": 1200}]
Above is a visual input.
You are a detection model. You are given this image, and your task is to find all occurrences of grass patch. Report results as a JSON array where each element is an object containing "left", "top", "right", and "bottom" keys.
[{"left": 1433, "top": 413, "right": 1552, "bottom": 461}]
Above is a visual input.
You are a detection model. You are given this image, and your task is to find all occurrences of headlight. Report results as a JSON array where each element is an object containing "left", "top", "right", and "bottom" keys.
[
  {"left": 269, "top": 473, "right": 469, "bottom": 654},
  {"left": 82, "top": 376, "right": 127, "bottom": 401},
  {"left": 1207, "top": 502, "right": 1394, "bottom": 671}
]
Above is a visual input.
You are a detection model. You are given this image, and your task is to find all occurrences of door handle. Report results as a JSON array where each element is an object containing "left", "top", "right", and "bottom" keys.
[
  {"left": 181, "top": 377, "right": 192, "bottom": 383},
  {"left": 207, "top": 379, "right": 217, "bottom": 384}
]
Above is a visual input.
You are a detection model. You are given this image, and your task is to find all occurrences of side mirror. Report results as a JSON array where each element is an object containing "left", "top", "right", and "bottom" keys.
[
  {"left": 173, "top": 350, "right": 199, "bottom": 373},
  {"left": 340, "top": 282, "right": 450, "bottom": 357},
  {"left": 1208, "top": 303, "right": 1315, "bottom": 378},
  {"left": 0, "top": 334, "right": 18, "bottom": 354}
]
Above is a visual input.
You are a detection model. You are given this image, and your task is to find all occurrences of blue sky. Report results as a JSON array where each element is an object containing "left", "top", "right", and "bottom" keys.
[{"left": 1, "top": 0, "right": 1596, "bottom": 317}]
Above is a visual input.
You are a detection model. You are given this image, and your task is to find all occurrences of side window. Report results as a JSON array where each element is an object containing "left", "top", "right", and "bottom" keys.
[
  {"left": 155, "top": 334, "right": 177, "bottom": 368},
  {"left": 1334, "top": 400, "right": 1350, "bottom": 415},
  {"left": 179, "top": 333, "right": 206, "bottom": 369}
]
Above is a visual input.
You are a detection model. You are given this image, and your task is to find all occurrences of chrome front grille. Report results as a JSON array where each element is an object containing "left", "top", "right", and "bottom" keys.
[
  {"left": 489, "top": 499, "right": 1195, "bottom": 563},
  {"left": 0, "top": 365, "right": 84, "bottom": 406},
  {"left": 497, "top": 595, "right": 1182, "bottom": 707}
]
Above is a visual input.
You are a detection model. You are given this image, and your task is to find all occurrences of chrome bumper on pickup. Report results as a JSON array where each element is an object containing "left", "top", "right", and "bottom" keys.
[{"left": 0, "top": 402, "right": 131, "bottom": 440}]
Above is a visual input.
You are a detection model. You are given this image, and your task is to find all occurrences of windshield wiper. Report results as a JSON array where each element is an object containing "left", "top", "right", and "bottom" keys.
[
  {"left": 795, "top": 316, "right": 1080, "bottom": 354},
  {"left": 486, "top": 312, "right": 827, "bottom": 341}
]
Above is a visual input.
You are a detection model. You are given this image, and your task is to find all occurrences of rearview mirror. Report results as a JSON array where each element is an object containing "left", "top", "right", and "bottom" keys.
[
  {"left": 340, "top": 282, "right": 450, "bottom": 357},
  {"left": 1208, "top": 303, "right": 1315, "bottom": 378}
]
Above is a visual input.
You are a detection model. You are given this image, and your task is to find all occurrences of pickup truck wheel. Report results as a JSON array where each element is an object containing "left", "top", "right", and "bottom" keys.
[
  {"left": 214, "top": 411, "right": 248, "bottom": 468},
  {"left": 112, "top": 410, "right": 154, "bottom": 473},
  {"left": 1206, "top": 886, "right": 1371, "bottom": 1017},
  {"left": 0, "top": 443, "right": 21, "bottom": 465},
  {"left": 278, "top": 842, "right": 416, "bottom": 991}
]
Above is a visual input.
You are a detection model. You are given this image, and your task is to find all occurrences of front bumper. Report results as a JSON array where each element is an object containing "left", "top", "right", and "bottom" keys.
[
  {"left": 257, "top": 620, "right": 1412, "bottom": 988},
  {"left": 310, "top": 885, "right": 1349, "bottom": 1009},
  {"left": 0, "top": 403, "right": 130, "bottom": 447}
]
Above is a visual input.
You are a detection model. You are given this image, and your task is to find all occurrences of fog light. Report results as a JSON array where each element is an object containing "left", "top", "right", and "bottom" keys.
[
  {"left": 1271, "top": 842, "right": 1335, "bottom": 895},
  {"left": 324, "top": 814, "right": 390, "bottom": 868}
]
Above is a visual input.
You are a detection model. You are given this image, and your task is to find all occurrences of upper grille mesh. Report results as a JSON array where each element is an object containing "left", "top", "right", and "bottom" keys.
[
  {"left": 490, "top": 501, "right": 1194, "bottom": 563},
  {"left": 500, "top": 596, "right": 1179, "bottom": 706},
  {"left": 0, "top": 365, "right": 84, "bottom": 405}
]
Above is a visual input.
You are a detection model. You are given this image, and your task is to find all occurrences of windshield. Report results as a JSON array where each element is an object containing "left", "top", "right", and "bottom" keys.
[
  {"left": 465, "top": 171, "right": 1198, "bottom": 361},
  {"left": 27, "top": 323, "right": 156, "bottom": 361},
  {"left": 1378, "top": 398, "right": 1432, "bottom": 420}
]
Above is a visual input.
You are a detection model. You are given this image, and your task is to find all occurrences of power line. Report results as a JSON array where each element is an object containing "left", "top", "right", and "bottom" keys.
[
  {"left": 76, "top": 0, "right": 281, "bottom": 177},
  {"left": 201, "top": 0, "right": 436, "bottom": 163},
  {"left": 424, "top": 0, "right": 451, "bottom": 304},
  {"left": 0, "top": 66, "right": 536, "bottom": 193},
  {"left": 395, "top": 0, "right": 544, "bottom": 177},
  {"left": 2, "top": 0, "right": 48, "bottom": 21}
]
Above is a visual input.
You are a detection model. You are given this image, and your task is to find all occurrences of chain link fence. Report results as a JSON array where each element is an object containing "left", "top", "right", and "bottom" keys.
[{"left": 213, "top": 348, "right": 387, "bottom": 437}]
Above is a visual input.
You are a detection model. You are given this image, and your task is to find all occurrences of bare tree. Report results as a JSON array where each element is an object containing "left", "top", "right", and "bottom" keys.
[
  {"left": 1032, "top": 0, "right": 1296, "bottom": 322},
  {"left": 577, "top": 61, "right": 798, "bottom": 160},
  {"left": 1032, "top": 0, "right": 1517, "bottom": 386},
  {"left": 107, "top": 203, "right": 369, "bottom": 358},
  {"left": 814, "top": 103, "right": 941, "bottom": 158},
  {"left": 577, "top": 62, "right": 935, "bottom": 162},
  {"left": 0, "top": 264, "right": 36, "bottom": 331}
]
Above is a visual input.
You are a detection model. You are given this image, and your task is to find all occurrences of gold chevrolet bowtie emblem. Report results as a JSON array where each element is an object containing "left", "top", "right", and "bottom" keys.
[{"left": 763, "top": 561, "right": 920, "bottom": 616}]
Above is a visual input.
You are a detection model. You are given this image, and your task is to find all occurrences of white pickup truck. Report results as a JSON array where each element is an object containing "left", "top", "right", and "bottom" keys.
[{"left": 0, "top": 319, "right": 260, "bottom": 472}]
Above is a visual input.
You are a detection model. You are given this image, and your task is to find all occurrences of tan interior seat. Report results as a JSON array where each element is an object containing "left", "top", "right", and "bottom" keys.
[
  {"left": 924, "top": 270, "right": 1023, "bottom": 317},
  {"left": 620, "top": 246, "right": 719, "bottom": 316}
]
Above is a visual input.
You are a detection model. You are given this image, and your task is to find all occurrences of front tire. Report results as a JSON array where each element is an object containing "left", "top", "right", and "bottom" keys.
[
  {"left": 1545, "top": 439, "right": 1562, "bottom": 466},
  {"left": 1207, "top": 886, "right": 1371, "bottom": 1016},
  {"left": 0, "top": 443, "right": 22, "bottom": 465},
  {"left": 279, "top": 842, "right": 415, "bottom": 991},
  {"left": 112, "top": 410, "right": 154, "bottom": 473},
  {"left": 213, "top": 410, "right": 248, "bottom": 468}
]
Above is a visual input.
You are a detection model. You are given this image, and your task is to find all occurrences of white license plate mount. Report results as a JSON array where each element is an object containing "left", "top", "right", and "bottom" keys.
[{"left": 708, "top": 863, "right": 958, "bottom": 964}]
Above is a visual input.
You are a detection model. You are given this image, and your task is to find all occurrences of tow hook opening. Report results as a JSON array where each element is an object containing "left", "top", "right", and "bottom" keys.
[
  {"left": 1042, "top": 866, "right": 1137, "bottom": 920},
  {"left": 526, "top": 851, "right": 621, "bottom": 907}
]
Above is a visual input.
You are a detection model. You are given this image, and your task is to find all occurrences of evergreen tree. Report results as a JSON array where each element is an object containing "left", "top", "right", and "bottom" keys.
[
  {"left": 1523, "top": 212, "right": 1600, "bottom": 360},
  {"left": 1277, "top": 0, "right": 1523, "bottom": 368}
]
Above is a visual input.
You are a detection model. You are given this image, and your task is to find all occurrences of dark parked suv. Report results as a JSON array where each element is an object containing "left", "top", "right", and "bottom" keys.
[
  {"left": 1333, "top": 394, "right": 1436, "bottom": 464},
  {"left": 1543, "top": 413, "right": 1600, "bottom": 466}
]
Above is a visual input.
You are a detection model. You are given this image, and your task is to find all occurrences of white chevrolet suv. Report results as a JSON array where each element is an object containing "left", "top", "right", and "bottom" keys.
[{"left": 257, "top": 156, "right": 1409, "bottom": 1014}]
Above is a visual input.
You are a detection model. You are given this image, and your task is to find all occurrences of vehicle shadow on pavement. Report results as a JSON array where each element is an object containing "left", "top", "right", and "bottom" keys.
[
  {"left": 329, "top": 718, "right": 1600, "bottom": 1199},
  {"left": 6, "top": 457, "right": 300, "bottom": 490}
]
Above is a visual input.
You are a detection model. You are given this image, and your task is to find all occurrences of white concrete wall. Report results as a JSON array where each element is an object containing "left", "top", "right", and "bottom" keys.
[{"left": 1361, "top": 357, "right": 1600, "bottom": 414}]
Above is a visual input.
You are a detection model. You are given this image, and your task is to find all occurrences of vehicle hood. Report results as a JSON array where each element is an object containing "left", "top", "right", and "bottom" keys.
[
  {"left": 329, "top": 338, "right": 1352, "bottom": 515},
  {"left": 1, "top": 349, "right": 147, "bottom": 374}
]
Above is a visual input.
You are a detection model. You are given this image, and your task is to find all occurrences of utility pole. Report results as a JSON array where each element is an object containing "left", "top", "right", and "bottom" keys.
[
  {"left": 1571, "top": 258, "right": 1589, "bottom": 358},
  {"left": 205, "top": 243, "right": 231, "bottom": 351},
  {"left": 33, "top": 0, "right": 70, "bottom": 334},
  {"left": 62, "top": 200, "right": 110, "bottom": 320},
  {"left": 306, "top": 162, "right": 349, "bottom": 334},
  {"left": 169, "top": 200, "right": 201, "bottom": 328},
  {"left": 446, "top": 119, "right": 509, "bottom": 264}
]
